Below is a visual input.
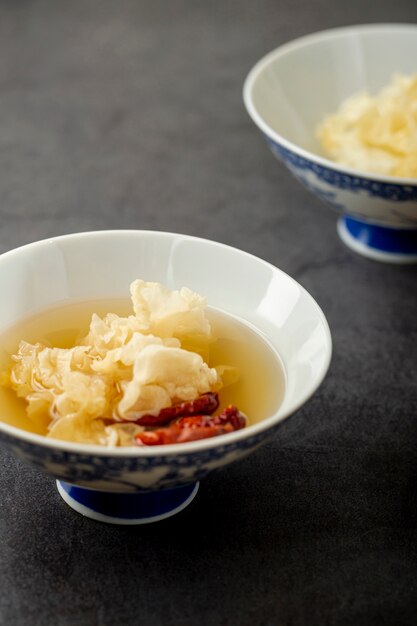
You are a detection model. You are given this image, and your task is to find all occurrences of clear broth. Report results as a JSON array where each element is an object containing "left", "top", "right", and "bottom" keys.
[{"left": 0, "top": 299, "right": 286, "bottom": 438}]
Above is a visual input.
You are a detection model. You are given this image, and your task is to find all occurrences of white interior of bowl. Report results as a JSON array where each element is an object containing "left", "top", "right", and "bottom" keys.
[
  {"left": 0, "top": 231, "right": 331, "bottom": 454},
  {"left": 244, "top": 24, "right": 417, "bottom": 156}
]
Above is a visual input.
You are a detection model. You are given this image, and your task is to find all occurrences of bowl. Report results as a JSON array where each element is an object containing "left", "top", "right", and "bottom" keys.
[
  {"left": 0, "top": 230, "right": 331, "bottom": 524},
  {"left": 243, "top": 23, "right": 417, "bottom": 263}
]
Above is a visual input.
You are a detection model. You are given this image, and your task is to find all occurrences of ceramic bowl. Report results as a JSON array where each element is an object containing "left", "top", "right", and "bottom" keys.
[
  {"left": 243, "top": 24, "right": 417, "bottom": 263},
  {"left": 0, "top": 230, "right": 331, "bottom": 524}
]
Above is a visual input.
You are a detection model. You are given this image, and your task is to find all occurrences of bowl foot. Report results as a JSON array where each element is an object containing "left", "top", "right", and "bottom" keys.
[
  {"left": 56, "top": 480, "right": 199, "bottom": 525},
  {"left": 337, "top": 216, "right": 417, "bottom": 263}
]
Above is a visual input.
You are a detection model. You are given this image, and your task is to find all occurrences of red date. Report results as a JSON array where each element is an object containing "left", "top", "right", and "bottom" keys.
[
  {"left": 133, "top": 392, "right": 220, "bottom": 427},
  {"left": 135, "top": 403, "right": 247, "bottom": 446},
  {"left": 174, "top": 405, "right": 246, "bottom": 431},
  {"left": 135, "top": 423, "right": 234, "bottom": 446}
]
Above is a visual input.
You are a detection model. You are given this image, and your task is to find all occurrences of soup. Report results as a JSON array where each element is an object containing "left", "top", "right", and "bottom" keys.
[{"left": 0, "top": 290, "right": 285, "bottom": 445}]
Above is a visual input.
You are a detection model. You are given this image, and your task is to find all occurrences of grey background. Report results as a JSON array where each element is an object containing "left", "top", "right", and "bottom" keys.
[{"left": 0, "top": 1, "right": 416, "bottom": 625}]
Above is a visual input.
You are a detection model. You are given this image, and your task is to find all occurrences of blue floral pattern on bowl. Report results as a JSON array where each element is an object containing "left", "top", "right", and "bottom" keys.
[
  {"left": 0, "top": 426, "right": 272, "bottom": 492},
  {"left": 267, "top": 138, "right": 417, "bottom": 202},
  {"left": 265, "top": 137, "right": 417, "bottom": 262}
]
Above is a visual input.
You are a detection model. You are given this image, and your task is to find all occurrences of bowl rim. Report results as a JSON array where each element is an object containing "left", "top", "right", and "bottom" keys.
[
  {"left": 0, "top": 229, "right": 332, "bottom": 457},
  {"left": 243, "top": 22, "right": 417, "bottom": 186}
]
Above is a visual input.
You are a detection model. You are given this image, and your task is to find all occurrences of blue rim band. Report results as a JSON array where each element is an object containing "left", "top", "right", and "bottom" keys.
[{"left": 344, "top": 217, "right": 417, "bottom": 254}]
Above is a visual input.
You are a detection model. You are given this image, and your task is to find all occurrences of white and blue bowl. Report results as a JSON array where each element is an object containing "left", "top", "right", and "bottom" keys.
[
  {"left": 0, "top": 230, "right": 331, "bottom": 524},
  {"left": 243, "top": 24, "right": 417, "bottom": 263}
]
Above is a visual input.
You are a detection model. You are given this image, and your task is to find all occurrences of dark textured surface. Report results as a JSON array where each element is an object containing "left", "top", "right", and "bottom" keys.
[{"left": 0, "top": 1, "right": 416, "bottom": 625}]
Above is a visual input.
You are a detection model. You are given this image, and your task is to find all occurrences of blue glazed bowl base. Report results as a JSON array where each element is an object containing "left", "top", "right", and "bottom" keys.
[
  {"left": 56, "top": 480, "right": 199, "bottom": 525},
  {"left": 337, "top": 216, "right": 417, "bottom": 264}
]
